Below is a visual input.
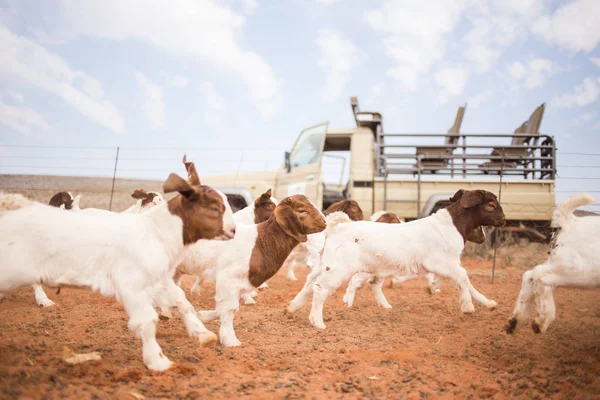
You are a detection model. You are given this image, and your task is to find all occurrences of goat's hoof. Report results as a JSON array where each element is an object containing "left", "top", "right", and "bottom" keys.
[
  {"left": 145, "top": 355, "right": 174, "bottom": 372},
  {"left": 242, "top": 297, "right": 256, "bottom": 305},
  {"left": 504, "top": 318, "right": 517, "bottom": 334},
  {"left": 309, "top": 317, "right": 326, "bottom": 330},
  {"left": 221, "top": 337, "right": 241, "bottom": 347},
  {"left": 288, "top": 276, "right": 298, "bottom": 281},
  {"left": 380, "top": 304, "right": 393, "bottom": 309},
  {"left": 486, "top": 300, "right": 498, "bottom": 310},
  {"left": 258, "top": 283, "right": 269, "bottom": 290},
  {"left": 38, "top": 299, "right": 56, "bottom": 308},
  {"left": 531, "top": 319, "right": 547, "bottom": 334},
  {"left": 198, "top": 331, "right": 218, "bottom": 346},
  {"left": 461, "top": 304, "right": 475, "bottom": 314}
]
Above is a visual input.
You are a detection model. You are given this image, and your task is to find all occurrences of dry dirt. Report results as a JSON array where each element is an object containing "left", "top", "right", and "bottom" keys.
[{"left": 1, "top": 259, "right": 599, "bottom": 400}]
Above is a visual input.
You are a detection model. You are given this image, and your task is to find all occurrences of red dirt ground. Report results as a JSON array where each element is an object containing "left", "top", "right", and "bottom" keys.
[{"left": 1, "top": 259, "right": 599, "bottom": 399}]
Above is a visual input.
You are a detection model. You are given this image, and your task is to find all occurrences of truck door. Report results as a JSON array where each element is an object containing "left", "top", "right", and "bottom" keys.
[{"left": 275, "top": 122, "right": 328, "bottom": 207}]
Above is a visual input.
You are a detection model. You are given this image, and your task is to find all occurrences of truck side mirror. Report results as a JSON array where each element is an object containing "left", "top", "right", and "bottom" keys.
[{"left": 284, "top": 151, "right": 291, "bottom": 173}]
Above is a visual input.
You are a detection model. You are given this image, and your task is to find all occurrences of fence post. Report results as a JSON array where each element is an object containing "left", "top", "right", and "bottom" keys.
[
  {"left": 108, "top": 147, "right": 120, "bottom": 211},
  {"left": 491, "top": 157, "right": 504, "bottom": 283}
]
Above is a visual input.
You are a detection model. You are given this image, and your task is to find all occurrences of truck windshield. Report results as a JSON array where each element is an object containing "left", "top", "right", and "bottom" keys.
[{"left": 290, "top": 125, "right": 326, "bottom": 167}]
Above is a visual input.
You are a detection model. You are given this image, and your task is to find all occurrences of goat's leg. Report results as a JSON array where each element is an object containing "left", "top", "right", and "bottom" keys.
[
  {"left": 426, "top": 273, "right": 442, "bottom": 294},
  {"left": 33, "top": 284, "right": 55, "bottom": 307},
  {"left": 287, "top": 269, "right": 320, "bottom": 313},
  {"left": 120, "top": 290, "right": 172, "bottom": 371},
  {"left": 532, "top": 281, "right": 556, "bottom": 334},
  {"left": 287, "top": 260, "right": 298, "bottom": 281},
  {"left": 190, "top": 277, "right": 202, "bottom": 295},
  {"left": 173, "top": 270, "right": 184, "bottom": 288},
  {"left": 343, "top": 272, "right": 371, "bottom": 307},
  {"left": 425, "top": 263, "right": 480, "bottom": 313},
  {"left": 162, "top": 279, "right": 217, "bottom": 346},
  {"left": 369, "top": 275, "right": 392, "bottom": 308},
  {"left": 309, "top": 268, "right": 353, "bottom": 329},
  {"left": 214, "top": 287, "right": 242, "bottom": 347},
  {"left": 505, "top": 269, "right": 536, "bottom": 334}
]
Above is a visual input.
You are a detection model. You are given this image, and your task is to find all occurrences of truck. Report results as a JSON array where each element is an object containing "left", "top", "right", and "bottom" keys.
[{"left": 203, "top": 97, "right": 556, "bottom": 238}]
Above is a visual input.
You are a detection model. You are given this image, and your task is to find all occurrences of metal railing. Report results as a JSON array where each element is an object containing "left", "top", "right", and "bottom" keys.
[{"left": 375, "top": 132, "right": 556, "bottom": 180}]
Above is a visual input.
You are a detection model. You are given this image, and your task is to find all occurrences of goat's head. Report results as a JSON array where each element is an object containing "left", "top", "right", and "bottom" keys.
[
  {"left": 48, "top": 191, "right": 74, "bottom": 210},
  {"left": 164, "top": 155, "right": 236, "bottom": 244},
  {"left": 446, "top": 190, "right": 505, "bottom": 242},
  {"left": 374, "top": 212, "right": 401, "bottom": 224},
  {"left": 273, "top": 194, "right": 326, "bottom": 243},
  {"left": 253, "top": 188, "right": 277, "bottom": 224},
  {"left": 324, "top": 199, "right": 364, "bottom": 221},
  {"left": 131, "top": 189, "right": 164, "bottom": 210}
]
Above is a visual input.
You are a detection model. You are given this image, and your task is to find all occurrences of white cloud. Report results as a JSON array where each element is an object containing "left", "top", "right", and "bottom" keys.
[
  {"left": 463, "top": 1, "right": 546, "bottom": 72},
  {"left": 0, "top": 27, "right": 124, "bottom": 134},
  {"left": 6, "top": 90, "right": 24, "bottom": 104},
  {"left": 552, "top": 77, "right": 600, "bottom": 108},
  {"left": 574, "top": 112, "right": 595, "bottom": 125},
  {"left": 434, "top": 65, "right": 468, "bottom": 105},
  {"left": 532, "top": 0, "right": 600, "bottom": 52},
  {"left": 507, "top": 58, "right": 556, "bottom": 89},
  {"left": 365, "top": 0, "right": 467, "bottom": 91},
  {"left": 317, "top": 0, "right": 339, "bottom": 4},
  {"left": 0, "top": 95, "right": 50, "bottom": 136},
  {"left": 50, "top": 0, "right": 281, "bottom": 120},
  {"left": 170, "top": 74, "right": 189, "bottom": 88},
  {"left": 199, "top": 80, "right": 226, "bottom": 129},
  {"left": 592, "top": 57, "right": 600, "bottom": 68},
  {"left": 507, "top": 61, "right": 526, "bottom": 79},
  {"left": 316, "top": 29, "right": 364, "bottom": 102},
  {"left": 241, "top": 0, "right": 259, "bottom": 15},
  {"left": 134, "top": 72, "right": 166, "bottom": 131},
  {"left": 467, "top": 89, "right": 493, "bottom": 108}
]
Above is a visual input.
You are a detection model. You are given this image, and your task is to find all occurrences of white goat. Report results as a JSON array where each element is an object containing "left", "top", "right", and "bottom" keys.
[
  {"left": 175, "top": 195, "right": 326, "bottom": 347},
  {"left": 20, "top": 190, "right": 166, "bottom": 308},
  {"left": 0, "top": 158, "right": 236, "bottom": 371},
  {"left": 505, "top": 194, "right": 599, "bottom": 335},
  {"left": 287, "top": 189, "right": 505, "bottom": 329},
  {"left": 176, "top": 189, "right": 278, "bottom": 305},
  {"left": 284, "top": 199, "right": 364, "bottom": 281}
]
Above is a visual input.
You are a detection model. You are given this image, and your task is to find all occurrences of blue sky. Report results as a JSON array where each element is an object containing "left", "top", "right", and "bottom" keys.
[{"left": 1, "top": 0, "right": 599, "bottom": 204}]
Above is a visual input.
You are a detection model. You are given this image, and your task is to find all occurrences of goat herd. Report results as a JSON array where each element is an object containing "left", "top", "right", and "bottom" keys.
[{"left": 0, "top": 155, "right": 597, "bottom": 372}]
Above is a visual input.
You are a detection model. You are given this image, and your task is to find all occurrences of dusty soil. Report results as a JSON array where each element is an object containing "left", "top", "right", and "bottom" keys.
[{"left": 1, "top": 259, "right": 599, "bottom": 400}]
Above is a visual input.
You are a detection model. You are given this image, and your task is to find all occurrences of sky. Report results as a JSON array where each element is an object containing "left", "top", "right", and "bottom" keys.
[{"left": 0, "top": 0, "right": 599, "bottom": 207}]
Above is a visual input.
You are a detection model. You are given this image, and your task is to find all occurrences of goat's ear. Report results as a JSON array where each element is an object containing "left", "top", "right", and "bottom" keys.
[
  {"left": 274, "top": 202, "right": 307, "bottom": 243},
  {"left": 460, "top": 190, "right": 484, "bottom": 208},
  {"left": 131, "top": 189, "right": 148, "bottom": 199},
  {"left": 449, "top": 189, "right": 465, "bottom": 203},
  {"left": 163, "top": 173, "right": 198, "bottom": 199},
  {"left": 182, "top": 154, "right": 201, "bottom": 186},
  {"left": 259, "top": 188, "right": 272, "bottom": 201}
]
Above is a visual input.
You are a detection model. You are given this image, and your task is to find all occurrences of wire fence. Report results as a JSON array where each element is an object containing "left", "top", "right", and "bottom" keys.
[{"left": 1, "top": 145, "right": 599, "bottom": 281}]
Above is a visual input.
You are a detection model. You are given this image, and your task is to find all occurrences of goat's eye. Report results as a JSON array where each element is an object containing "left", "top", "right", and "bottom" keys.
[
  {"left": 209, "top": 206, "right": 220, "bottom": 213},
  {"left": 298, "top": 209, "right": 308, "bottom": 214}
]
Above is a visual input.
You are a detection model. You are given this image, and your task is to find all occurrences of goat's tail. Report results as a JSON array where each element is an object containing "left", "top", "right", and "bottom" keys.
[
  {"left": 0, "top": 193, "right": 33, "bottom": 212},
  {"left": 552, "top": 194, "right": 595, "bottom": 228},
  {"left": 325, "top": 211, "right": 352, "bottom": 234}
]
